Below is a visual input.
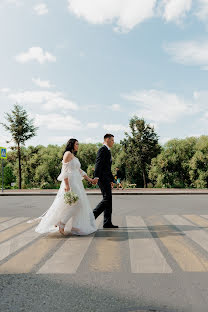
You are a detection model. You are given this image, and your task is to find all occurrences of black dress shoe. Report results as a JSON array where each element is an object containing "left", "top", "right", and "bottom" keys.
[{"left": 103, "top": 224, "right": 119, "bottom": 228}]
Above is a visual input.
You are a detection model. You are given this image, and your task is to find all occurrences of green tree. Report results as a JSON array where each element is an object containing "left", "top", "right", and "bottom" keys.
[
  {"left": 189, "top": 136, "right": 208, "bottom": 188},
  {"left": 77, "top": 143, "right": 99, "bottom": 172},
  {"left": 149, "top": 137, "right": 197, "bottom": 188},
  {"left": 111, "top": 144, "right": 126, "bottom": 180},
  {"left": 121, "top": 117, "right": 161, "bottom": 187},
  {"left": 0, "top": 163, "right": 15, "bottom": 189},
  {"left": 1, "top": 104, "right": 38, "bottom": 189},
  {"left": 21, "top": 145, "right": 43, "bottom": 188}
]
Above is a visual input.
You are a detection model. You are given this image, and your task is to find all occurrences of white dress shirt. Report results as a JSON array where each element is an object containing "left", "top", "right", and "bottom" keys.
[{"left": 103, "top": 143, "right": 110, "bottom": 150}]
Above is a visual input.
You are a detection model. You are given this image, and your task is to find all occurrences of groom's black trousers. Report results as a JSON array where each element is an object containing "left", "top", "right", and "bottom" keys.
[{"left": 93, "top": 179, "right": 112, "bottom": 226}]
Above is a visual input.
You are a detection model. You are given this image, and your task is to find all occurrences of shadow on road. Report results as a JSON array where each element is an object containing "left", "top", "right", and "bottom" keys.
[{"left": 92, "top": 224, "right": 208, "bottom": 241}]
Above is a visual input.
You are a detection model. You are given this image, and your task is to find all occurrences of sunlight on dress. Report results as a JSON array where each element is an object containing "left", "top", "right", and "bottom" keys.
[{"left": 34, "top": 157, "right": 97, "bottom": 236}]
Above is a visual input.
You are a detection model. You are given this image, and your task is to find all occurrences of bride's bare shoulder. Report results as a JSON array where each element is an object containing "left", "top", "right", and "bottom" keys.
[{"left": 63, "top": 151, "right": 74, "bottom": 163}]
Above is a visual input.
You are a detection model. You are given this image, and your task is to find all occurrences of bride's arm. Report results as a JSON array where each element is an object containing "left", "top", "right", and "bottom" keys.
[
  {"left": 64, "top": 177, "right": 70, "bottom": 192},
  {"left": 63, "top": 152, "right": 73, "bottom": 191},
  {"left": 80, "top": 169, "right": 98, "bottom": 184}
]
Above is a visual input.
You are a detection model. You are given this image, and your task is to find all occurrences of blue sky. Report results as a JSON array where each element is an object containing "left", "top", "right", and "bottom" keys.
[{"left": 0, "top": 0, "right": 208, "bottom": 148}]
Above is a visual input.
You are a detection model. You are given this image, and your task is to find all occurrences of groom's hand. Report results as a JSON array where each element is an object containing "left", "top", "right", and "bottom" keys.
[
  {"left": 94, "top": 178, "right": 99, "bottom": 184},
  {"left": 91, "top": 178, "right": 99, "bottom": 185},
  {"left": 111, "top": 182, "right": 114, "bottom": 189}
]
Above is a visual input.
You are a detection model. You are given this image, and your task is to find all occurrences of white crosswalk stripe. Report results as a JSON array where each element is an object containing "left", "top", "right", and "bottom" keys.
[
  {"left": 165, "top": 215, "right": 208, "bottom": 253},
  {"left": 0, "top": 226, "right": 40, "bottom": 262},
  {"left": 0, "top": 215, "right": 208, "bottom": 274},
  {"left": 0, "top": 217, "right": 28, "bottom": 231},
  {"left": 201, "top": 215, "right": 208, "bottom": 220},
  {"left": 126, "top": 216, "right": 172, "bottom": 273},
  {"left": 0, "top": 217, "right": 12, "bottom": 224},
  {"left": 37, "top": 216, "right": 102, "bottom": 274}
]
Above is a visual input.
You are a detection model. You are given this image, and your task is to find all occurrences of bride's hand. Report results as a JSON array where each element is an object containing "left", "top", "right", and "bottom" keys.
[
  {"left": 64, "top": 185, "right": 70, "bottom": 192},
  {"left": 90, "top": 178, "right": 98, "bottom": 185}
]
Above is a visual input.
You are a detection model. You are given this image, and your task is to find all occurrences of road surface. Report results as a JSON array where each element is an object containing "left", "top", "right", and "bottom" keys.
[{"left": 0, "top": 195, "right": 208, "bottom": 312}]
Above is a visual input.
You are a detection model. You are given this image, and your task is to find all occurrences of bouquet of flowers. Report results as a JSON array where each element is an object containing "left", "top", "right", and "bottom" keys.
[{"left": 64, "top": 191, "right": 79, "bottom": 206}]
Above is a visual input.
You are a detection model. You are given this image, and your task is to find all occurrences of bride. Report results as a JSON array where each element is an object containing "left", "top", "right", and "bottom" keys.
[{"left": 35, "top": 138, "right": 99, "bottom": 236}]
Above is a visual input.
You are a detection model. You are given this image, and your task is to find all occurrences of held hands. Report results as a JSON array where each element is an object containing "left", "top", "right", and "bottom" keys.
[
  {"left": 90, "top": 178, "right": 99, "bottom": 185},
  {"left": 111, "top": 182, "right": 114, "bottom": 189}
]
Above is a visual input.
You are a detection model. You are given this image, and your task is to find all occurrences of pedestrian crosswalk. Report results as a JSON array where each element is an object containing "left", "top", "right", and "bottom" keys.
[
  {"left": 1, "top": 215, "right": 208, "bottom": 274},
  {"left": 126, "top": 216, "right": 172, "bottom": 273}
]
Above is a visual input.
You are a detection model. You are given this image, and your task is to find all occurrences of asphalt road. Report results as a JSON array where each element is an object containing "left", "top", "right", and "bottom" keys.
[
  {"left": 1, "top": 195, "right": 208, "bottom": 312},
  {"left": 1, "top": 194, "right": 208, "bottom": 217}
]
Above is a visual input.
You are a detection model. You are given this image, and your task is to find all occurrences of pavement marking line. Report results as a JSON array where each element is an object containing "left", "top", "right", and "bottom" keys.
[
  {"left": 0, "top": 219, "right": 32, "bottom": 244},
  {"left": 0, "top": 235, "right": 61, "bottom": 274},
  {"left": 0, "top": 218, "right": 12, "bottom": 224},
  {"left": 165, "top": 215, "right": 208, "bottom": 255},
  {"left": 88, "top": 216, "right": 123, "bottom": 272},
  {"left": 0, "top": 217, "right": 27, "bottom": 232},
  {"left": 37, "top": 216, "right": 102, "bottom": 274},
  {"left": 201, "top": 215, "right": 208, "bottom": 220},
  {"left": 185, "top": 215, "right": 208, "bottom": 228},
  {"left": 148, "top": 215, "right": 208, "bottom": 272},
  {"left": 0, "top": 224, "right": 40, "bottom": 263},
  {"left": 126, "top": 216, "right": 172, "bottom": 273}
]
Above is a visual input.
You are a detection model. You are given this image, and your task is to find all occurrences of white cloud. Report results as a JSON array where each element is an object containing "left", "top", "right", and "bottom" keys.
[
  {"left": 0, "top": 135, "right": 11, "bottom": 148},
  {"left": 0, "top": 88, "right": 10, "bottom": 93},
  {"left": 7, "top": 0, "right": 20, "bottom": 3},
  {"left": 159, "top": 137, "right": 171, "bottom": 145},
  {"left": 2, "top": 0, "right": 207, "bottom": 32},
  {"left": 123, "top": 89, "right": 193, "bottom": 123},
  {"left": 160, "top": 133, "right": 204, "bottom": 145},
  {"left": 164, "top": 40, "right": 208, "bottom": 70},
  {"left": 32, "top": 78, "right": 54, "bottom": 88},
  {"left": 188, "top": 133, "right": 201, "bottom": 138},
  {"left": 8, "top": 90, "right": 78, "bottom": 111},
  {"left": 193, "top": 90, "right": 208, "bottom": 111},
  {"left": 16, "top": 47, "right": 56, "bottom": 64},
  {"left": 34, "top": 3, "right": 48, "bottom": 15},
  {"left": 82, "top": 104, "right": 99, "bottom": 111},
  {"left": 85, "top": 137, "right": 100, "bottom": 143},
  {"left": 49, "top": 136, "right": 70, "bottom": 144},
  {"left": 68, "top": 0, "right": 157, "bottom": 32},
  {"left": 43, "top": 98, "right": 78, "bottom": 111},
  {"left": 1, "top": 0, "right": 22, "bottom": 6},
  {"left": 160, "top": 0, "right": 192, "bottom": 23},
  {"left": 103, "top": 124, "right": 127, "bottom": 132},
  {"left": 149, "top": 122, "right": 159, "bottom": 130},
  {"left": 196, "top": 0, "right": 208, "bottom": 21},
  {"left": 67, "top": 0, "right": 204, "bottom": 31},
  {"left": 34, "top": 114, "right": 82, "bottom": 131},
  {"left": 87, "top": 122, "right": 99, "bottom": 129},
  {"left": 201, "top": 111, "right": 208, "bottom": 120},
  {"left": 110, "top": 104, "right": 122, "bottom": 111},
  {"left": 79, "top": 51, "right": 86, "bottom": 58}
]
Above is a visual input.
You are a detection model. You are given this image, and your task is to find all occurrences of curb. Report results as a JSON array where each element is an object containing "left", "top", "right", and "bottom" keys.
[{"left": 1, "top": 191, "right": 208, "bottom": 196}]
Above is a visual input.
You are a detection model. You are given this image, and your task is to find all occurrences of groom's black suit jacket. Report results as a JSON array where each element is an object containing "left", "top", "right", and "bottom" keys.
[{"left": 94, "top": 145, "right": 114, "bottom": 183}]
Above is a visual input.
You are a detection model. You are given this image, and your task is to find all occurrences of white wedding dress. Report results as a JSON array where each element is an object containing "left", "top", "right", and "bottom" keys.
[{"left": 35, "top": 157, "right": 98, "bottom": 235}]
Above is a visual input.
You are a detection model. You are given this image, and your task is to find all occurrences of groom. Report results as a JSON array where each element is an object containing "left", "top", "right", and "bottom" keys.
[{"left": 93, "top": 134, "right": 119, "bottom": 228}]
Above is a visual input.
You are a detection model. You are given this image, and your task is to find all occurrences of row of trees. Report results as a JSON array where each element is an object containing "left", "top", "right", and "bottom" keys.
[
  {"left": 149, "top": 136, "right": 208, "bottom": 188},
  {"left": 1, "top": 105, "right": 208, "bottom": 189}
]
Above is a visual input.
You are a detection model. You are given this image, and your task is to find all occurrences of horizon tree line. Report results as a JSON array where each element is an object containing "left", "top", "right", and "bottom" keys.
[{"left": 1, "top": 104, "right": 208, "bottom": 189}]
